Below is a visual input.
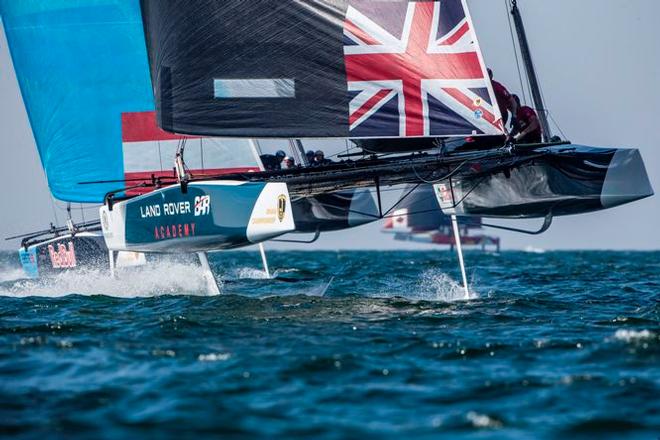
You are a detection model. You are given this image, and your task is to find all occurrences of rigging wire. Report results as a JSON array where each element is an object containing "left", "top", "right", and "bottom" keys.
[
  {"left": 547, "top": 111, "right": 568, "bottom": 140},
  {"left": 506, "top": 0, "right": 566, "bottom": 142},
  {"left": 411, "top": 158, "right": 470, "bottom": 184},
  {"left": 381, "top": 183, "right": 422, "bottom": 218},
  {"left": 52, "top": 200, "right": 102, "bottom": 211},
  {"left": 505, "top": 0, "right": 529, "bottom": 105},
  {"left": 326, "top": 143, "right": 361, "bottom": 161},
  {"left": 49, "top": 196, "right": 60, "bottom": 227}
]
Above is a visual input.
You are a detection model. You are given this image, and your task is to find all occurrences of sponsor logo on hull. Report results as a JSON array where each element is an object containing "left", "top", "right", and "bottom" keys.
[
  {"left": 153, "top": 223, "right": 197, "bottom": 240},
  {"left": 140, "top": 199, "right": 212, "bottom": 219},
  {"left": 433, "top": 182, "right": 460, "bottom": 215},
  {"left": 194, "top": 195, "right": 211, "bottom": 216},
  {"left": 104, "top": 181, "right": 294, "bottom": 252},
  {"left": 48, "top": 242, "right": 77, "bottom": 269},
  {"left": 277, "top": 194, "right": 286, "bottom": 222}
]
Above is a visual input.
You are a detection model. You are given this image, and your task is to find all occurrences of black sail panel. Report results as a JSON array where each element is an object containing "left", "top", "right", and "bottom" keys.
[
  {"left": 141, "top": 0, "right": 349, "bottom": 137},
  {"left": 140, "top": 0, "right": 505, "bottom": 138}
]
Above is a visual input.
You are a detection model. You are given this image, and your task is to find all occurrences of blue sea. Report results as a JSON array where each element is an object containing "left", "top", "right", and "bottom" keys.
[{"left": 0, "top": 250, "right": 658, "bottom": 439}]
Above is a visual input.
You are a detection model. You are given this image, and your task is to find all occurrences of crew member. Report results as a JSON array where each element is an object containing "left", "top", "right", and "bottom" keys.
[
  {"left": 312, "top": 150, "right": 332, "bottom": 166},
  {"left": 282, "top": 156, "right": 296, "bottom": 169},
  {"left": 510, "top": 95, "right": 542, "bottom": 144},
  {"left": 488, "top": 68, "right": 518, "bottom": 128},
  {"left": 305, "top": 150, "right": 315, "bottom": 166},
  {"left": 260, "top": 150, "right": 286, "bottom": 171}
]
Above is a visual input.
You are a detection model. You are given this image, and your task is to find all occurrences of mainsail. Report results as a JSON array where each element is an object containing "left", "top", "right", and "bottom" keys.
[{"left": 140, "top": 0, "right": 505, "bottom": 138}]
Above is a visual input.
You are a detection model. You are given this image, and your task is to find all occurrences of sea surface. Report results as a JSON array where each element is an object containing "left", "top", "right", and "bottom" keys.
[{"left": 0, "top": 250, "right": 658, "bottom": 439}]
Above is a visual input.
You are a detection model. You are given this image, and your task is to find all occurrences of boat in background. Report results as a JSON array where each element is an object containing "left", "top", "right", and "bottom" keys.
[
  {"left": 8, "top": 218, "right": 153, "bottom": 279},
  {"left": 383, "top": 185, "right": 500, "bottom": 251}
]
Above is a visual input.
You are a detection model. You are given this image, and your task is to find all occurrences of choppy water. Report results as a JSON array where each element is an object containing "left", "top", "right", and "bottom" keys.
[{"left": 0, "top": 250, "right": 658, "bottom": 439}]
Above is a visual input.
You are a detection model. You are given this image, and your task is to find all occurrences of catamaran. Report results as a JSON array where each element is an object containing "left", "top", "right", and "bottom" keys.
[
  {"left": 382, "top": 185, "right": 500, "bottom": 252},
  {"left": 1, "top": 0, "right": 653, "bottom": 294}
]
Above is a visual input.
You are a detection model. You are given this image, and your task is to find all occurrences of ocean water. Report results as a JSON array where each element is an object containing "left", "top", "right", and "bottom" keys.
[{"left": 0, "top": 250, "right": 658, "bottom": 439}]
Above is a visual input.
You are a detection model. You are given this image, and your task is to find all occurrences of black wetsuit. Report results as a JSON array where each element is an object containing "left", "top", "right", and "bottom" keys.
[
  {"left": 311, "top": 158, "right": 333, "bottom": 167},
  {"left": 260, "top": 154, "right": 282, "bottom": 171}
]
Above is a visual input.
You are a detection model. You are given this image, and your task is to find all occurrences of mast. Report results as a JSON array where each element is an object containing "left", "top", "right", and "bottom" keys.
[{"left": 510, "top": 0, "right": 552, "bottom": 141}]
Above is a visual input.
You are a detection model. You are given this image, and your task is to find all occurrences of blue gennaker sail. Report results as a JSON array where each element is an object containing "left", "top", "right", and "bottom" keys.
[{"left": 0, "top": 0, "right": 154, "bottom": 202}]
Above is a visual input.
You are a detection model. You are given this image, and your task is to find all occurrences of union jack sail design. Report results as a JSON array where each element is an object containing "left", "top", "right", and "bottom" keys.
[
  {"left": 139, "top": 0, "right": 504, "bottom": 139},
  {"left": 344, "top": 0, "right": 503, "bottom": 137}
]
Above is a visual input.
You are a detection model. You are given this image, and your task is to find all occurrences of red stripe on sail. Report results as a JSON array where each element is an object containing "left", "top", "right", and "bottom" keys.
[
  {"left": 349, "top": 89, "right": 392, "bottom": 126},
  {"left": 344, "top": 2, "right": 483, "bottom": 136},
  {"left": 344, "top": 19, "right": 383, "bottom": 46},
  {"left": 438, "top": 21, "right": 470, "bottom": 46},
  {"left": 122, "top": 111, "right": 198, "bottom": 142}
]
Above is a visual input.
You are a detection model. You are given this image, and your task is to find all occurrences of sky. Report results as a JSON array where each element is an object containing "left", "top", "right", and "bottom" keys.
[{"left": 0, "top": 0, "right": 658, "bottom": 251}]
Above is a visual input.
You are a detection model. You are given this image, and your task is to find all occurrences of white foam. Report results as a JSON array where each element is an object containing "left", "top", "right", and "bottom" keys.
[
  {"left": 613, "top": 329, "right": 655, "bottom": 342},
  {"left": 0, "top": 261, "right": 220, "bottom": 298},
  {"left": 466, "top": 411, "right": 503, "bottom": 429},
  {"left": 232, "top": 267, "right": 270, "bottom": 280},
  {"left": 197, "top": 352, "right": 231, "bottom": 362},
  {"left": 272, "top": 268, "right": 299, "bottom": 276},
  {"left": 0, "top": 267, "right": 26, "bottom": 283},
  {"left": 523, "top": 246, "right": 546, "bottom": 254},
  {"left": 230, "top": 267, "right": 300, "bottom": 280},
  {"left": 417, "top": 269, "right": 479, "bottom": 302}
]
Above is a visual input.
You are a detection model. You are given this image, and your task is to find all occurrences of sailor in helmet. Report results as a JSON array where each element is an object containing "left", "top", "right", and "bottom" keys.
[
  {"left": 260, "top": 149, "right": 287, "bottom": 171},
  {"left": 312, "top": 150, "right": 332, "bottom": 167},
  {"left": 282, "top": 156, "right": 296, "bottom": 169},
  {"left": 305, "top": 150, "right": 316, "bottom": 166}
]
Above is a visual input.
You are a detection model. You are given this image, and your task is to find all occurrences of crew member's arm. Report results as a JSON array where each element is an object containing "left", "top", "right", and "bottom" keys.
[
  {"left": 508, "top": 96, "right": 519, "bottom": 129},
  {"left": 514, "top": 115, "right": 540, "bottom": 142}
]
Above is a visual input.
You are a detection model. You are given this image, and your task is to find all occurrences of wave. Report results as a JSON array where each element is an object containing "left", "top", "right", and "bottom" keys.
[
  {"left": 613, "top": 329, "right": 656, "bottom": 342},
  {"left": 0, "top": 261, "right": 220, "bottom": 298}
]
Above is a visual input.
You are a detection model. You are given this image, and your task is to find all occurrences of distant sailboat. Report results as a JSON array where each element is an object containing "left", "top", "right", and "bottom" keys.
[{"left": 383, "top": 185, "right": 500, "bottom": 252}]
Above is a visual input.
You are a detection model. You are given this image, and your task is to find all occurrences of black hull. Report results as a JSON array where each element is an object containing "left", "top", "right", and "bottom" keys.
[
  {"left": 444, "top": 147, "right": 654, "bottom": 218},
  {"left": 291, "top": 189, "right": 379, "bottom": 233}
]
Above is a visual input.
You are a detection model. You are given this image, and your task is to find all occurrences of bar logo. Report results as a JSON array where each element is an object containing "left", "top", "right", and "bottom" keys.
[{"left": 194, "top": 195, "right": 211, "bottom": 216}]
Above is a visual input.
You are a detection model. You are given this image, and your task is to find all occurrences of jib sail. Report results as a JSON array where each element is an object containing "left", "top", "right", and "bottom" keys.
[
  {"left": 0, "top": 0, "right": 262, "bottom": 203},
  {"left": 0, "top": 0, "right": 153, "bottom": 202},
  {"left": 140, "top": 0, "right": 505, "bottom": 139}
]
